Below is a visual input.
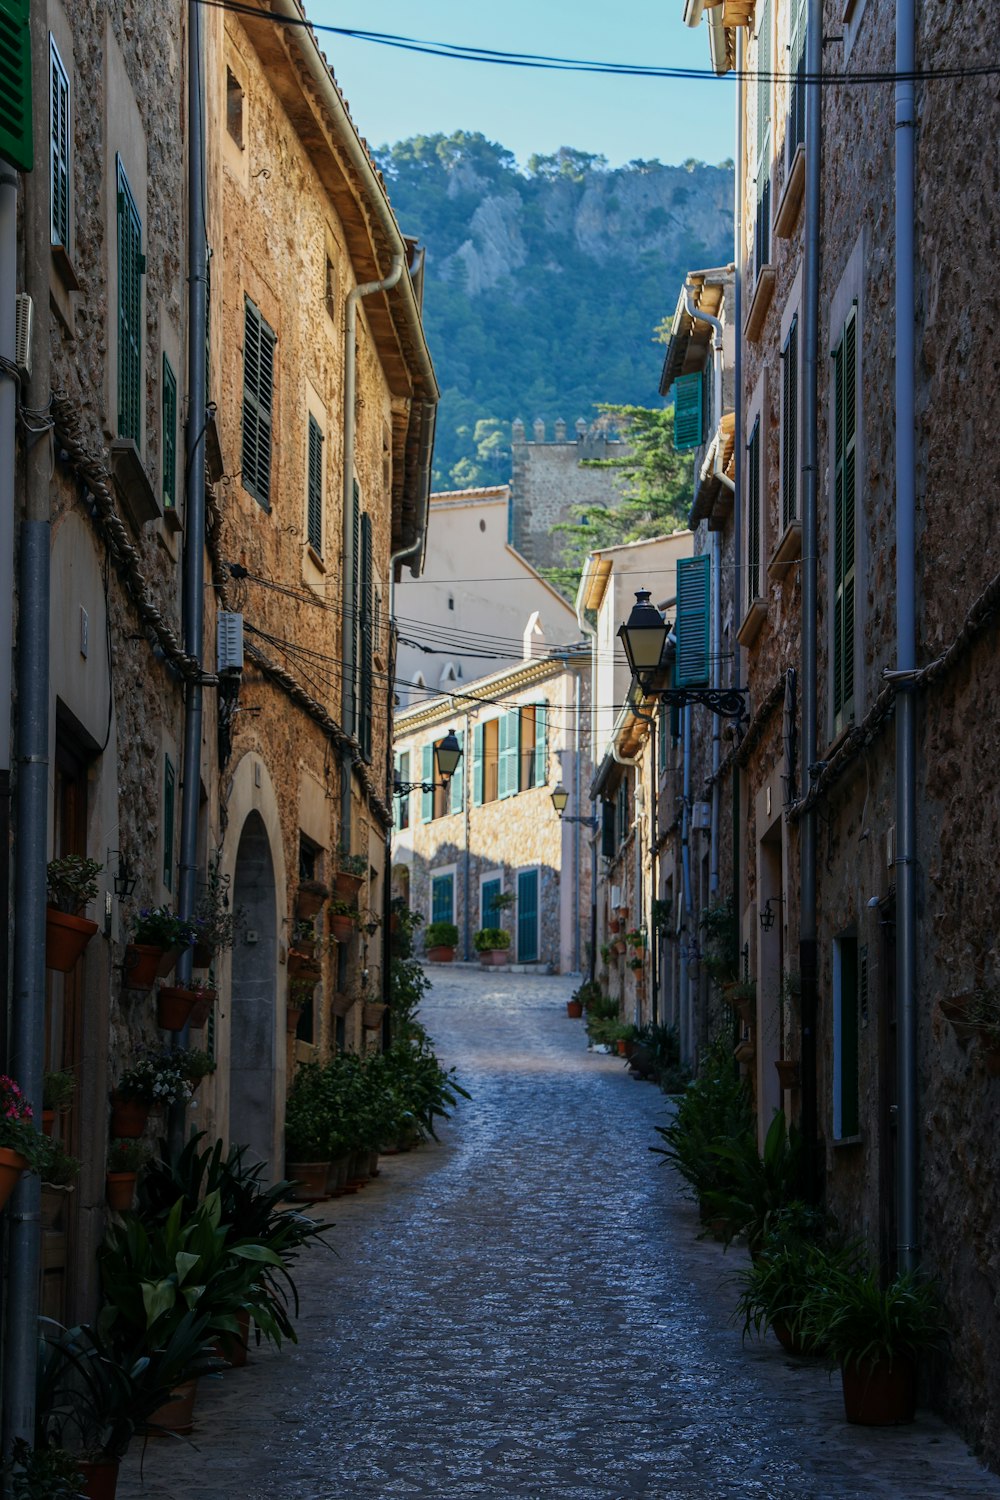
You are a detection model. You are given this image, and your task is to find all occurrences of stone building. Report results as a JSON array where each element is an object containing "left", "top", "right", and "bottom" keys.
[
  {"left": 508, "top": 415, "right": 628, "bottom": 573},
  {"left": 392, "top": 650, "right": 591, "bottom": 972},
  {"left": 682, "top": 0, "right": 1000, "bottom": 1464},
  {"left": 394, "top": 485, "right": 580, "bottom": 706},
  {"left": 0, "top": 0, "right": 434, "bottom": 1377}
]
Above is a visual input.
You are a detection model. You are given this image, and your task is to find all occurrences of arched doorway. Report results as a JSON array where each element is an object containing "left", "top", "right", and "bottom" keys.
[{"left": 229, "top": 810, "right": 278, "bottom": 1170}]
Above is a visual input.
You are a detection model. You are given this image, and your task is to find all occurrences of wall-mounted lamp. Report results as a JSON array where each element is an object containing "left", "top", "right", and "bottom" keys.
[
  {"left": 108, "top": 850, "right": 137, "bottom": 901},
  {"left": 549, "top": 784, "right": 598, "bottom": 828},
  {"left": 760, "top": 897, "right": 784, "bottom": 932}
]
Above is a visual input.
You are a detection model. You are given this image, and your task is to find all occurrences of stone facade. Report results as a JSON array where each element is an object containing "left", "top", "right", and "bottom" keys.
[
  {"left": 508, "top": 417, "right": 628, "bottom": 573},
  {"left": 392, "top": 655, "right": 591, "bottom": 973}
]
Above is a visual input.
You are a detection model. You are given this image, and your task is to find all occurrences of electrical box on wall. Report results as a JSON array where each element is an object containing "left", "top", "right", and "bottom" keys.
[
  {"left": 692, "top": 801, "right": 711, "bottom": 830},
  {"left": 217, "top": 612, "right": 244, "bottom": 674}
]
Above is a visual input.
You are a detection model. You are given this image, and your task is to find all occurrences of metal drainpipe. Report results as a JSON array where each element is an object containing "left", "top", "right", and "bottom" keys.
[
  {"left": 895, "top": 0, "right": 918, "bottom": 1274},
  {"left": 575, "top": 573, "right": 600, "bottom": 981},
  {"left": 680, "top": 704, "right": 695, "bottom": 1067},
  {"left": 3, "top": 0, "right": 52, "bottom": 1455},
  {"left": 733, "top": 25, "right": 744, "bottom": 976},
  {"left": 650, "top": 709, "right": 659, "bottom": 1025},
  {"left": 0, "top": 168, "right": 15, "bottom": 785},
  {"left": 170, "top": 0, "right": 208, "bottom": 1155},
  {"left": 573, "top": 668, "right": 581, "bottom": 973},
  {"left": 799, "top": 0, "right": 823, "bottom": 1199},
  {"left": 462, "top": 707, "right": 471, "bottom": 961},
  {"left": 340, "top": 254, "right": 404, "bottom": 856}
]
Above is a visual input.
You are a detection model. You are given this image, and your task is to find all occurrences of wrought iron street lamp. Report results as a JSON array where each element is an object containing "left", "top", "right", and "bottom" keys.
[
  {"left": 760, "top": 896, "right": 784, "bottom": 932},
  {"left": 393, "top": 728, "right": 463, "bottom": 796},
  {"left": 549, "top": 784, "right": 599, "bottom": 828},
  {"left": 618, "top": 588, "right": 749, "bottom": 722}
]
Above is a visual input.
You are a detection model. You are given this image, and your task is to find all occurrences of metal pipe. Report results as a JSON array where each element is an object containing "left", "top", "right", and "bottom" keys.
[
  {"left": 0, "top": 168, "right": 15, "bottom": 775},
  {"left": 895, "top": 0, "right": 918, "bottom": 1275},
  {"left": 650, "top": 709, "right": 659, "bottom": 1025},
  {"left": 170, "top": 0, "right": 209, "bottom": 1160},
  {"left": 341, "top": 253, "right": 404, "bottom": 852},
  {"left": 799, "top": 0, "right": 823, "bottom": 1199},
  {"left": 573, "top": 669, "right": 582, "bottom": 973},
  {"left": 680, "top": 704, "right": 695, "bottom": 1067},
  {"left": 3, "top": 0, "right": 53, "bottom": 1454}
]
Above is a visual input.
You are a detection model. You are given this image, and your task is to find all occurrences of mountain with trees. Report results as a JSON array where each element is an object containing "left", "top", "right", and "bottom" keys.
[{"left": 376, "top": 133, "right": 734, "bottom": 491}]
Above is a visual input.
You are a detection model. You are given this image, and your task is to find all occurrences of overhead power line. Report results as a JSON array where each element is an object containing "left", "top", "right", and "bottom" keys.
[{"left": 191, "top": 0, "right": 1000, "bottom": 85}]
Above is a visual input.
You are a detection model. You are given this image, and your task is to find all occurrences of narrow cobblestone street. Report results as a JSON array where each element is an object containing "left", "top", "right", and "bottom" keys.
[{"left": 118, "top": 970, "right": 1000, "bottom": 1500}]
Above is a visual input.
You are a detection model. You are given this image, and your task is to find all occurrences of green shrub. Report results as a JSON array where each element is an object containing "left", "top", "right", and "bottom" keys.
[
  {"left": 473, "top": 927, "right": 510, "bottom": 952},
  {"left": 700, "top": 1109, "right": 805, "bottom": 1251},
  {"left": 425, "top": 921, "right": 458, "bottom": 949},
  {"left": 650, "top": 1033, "right": 753, "bottom": 1208},
  {"left": 798, "top": 1259, "right": 946, "bottom": 1372}
]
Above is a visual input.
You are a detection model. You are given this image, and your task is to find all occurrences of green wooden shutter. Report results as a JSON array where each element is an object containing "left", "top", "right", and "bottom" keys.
[
  {"left": 747, "top": 417, "right": 761, "bottom": 609},
  {"left": 162, "top": 355, "right": 177, "bottom": 509},
  {"left": 392, "top": 753, "right": 401, "bottom": 833},
  {"left": 781, "top": 315, "right": 798, "bottom": 531},
  {"left": 835, "top": 936, "right": 859, "bottom": 1138},
  {"left": 420, "top": 744, "right": 433, "bottom": 822},
  {"left": 601, "top": 800, "right": 616, "bottom": 858},
  {"left": 0, "top": 0, "right": 32, "bottom": 172},
  {"left": 673, "top": 372, "right": 703, "bottom": 452},
  {"left": 242, "top": 298, "right": 275, "bottom": 508},
  {"left": 481, "top": 878, "right": 501, "bottom": 930},
  {"left": 431, "top": 873, "right": 454, "bottom": 925},
  {"left": 788, "top": 0, "right": 807, "bottom": 161},
  {"left": 833, "top": 310, "right": 857, "bottom": 724},
  {"left": 307, "top": 414, "right": 323, "bottom": 554},
  {"left": 472, "top": 723, "right": 484, "bottom": 806},
  {"left": 116, "top": 158, "right": 143, "bottom": 443},
  {"left": 675, "top": 554, "right": 711, "bottom": 687},
  {"left": 517, "top": 869, "right": 539, "bottom": 963},
  {"left": 499, "top": 710, "right": 518, "bottom": 799},
  {"left": 359, "top": 512, "right": 373, "bottom": 759},
  {"left": 754, "top": 0, "right": 772, "bottom": 280},
  {"left": 49, "top": 37, "right": 70, "bottom": 245},
  {"left": 449, "top": 729, "right": 465, "bottom": 814},
  {"left": 533, "top": 704, "right": 547, "bottom": 787}
]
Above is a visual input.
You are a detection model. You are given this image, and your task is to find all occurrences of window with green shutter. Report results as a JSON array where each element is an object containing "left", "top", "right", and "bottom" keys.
[
  {"left": 498, "top": 710, "right": 519, "bottom": 799},
  {"left": 163, "top": 755, "right": 175, "bottom": 891},
  {"left": 533, "top": 703, "right": 547, "bottom": 787},
  {"left": 472, "top": 722, "right": 484, "bottom": 806},
  {"left": 359, "top": 511, "right": 373, "bottom": 760},
  {"left": 116, "top": 158, "right": 144, "bottom": 444},
  {"left": 753, "top": 0, "right": 772, "bottom": 283},
  {"left": 601, "top": 800, "right": 616, "bottom": 859},
  {"left": 242, "top": 297, "right": 275, "bottom": 508},
  {"left": 787, "top": 0, "right": 807, "bottom": 166},
  {"left": 747, "top": 417, "right": 762, "bottom": 609},
  {"left": 162, "top": 355, "right": 177, "bottom": 510},
  {"left": 781, "top": 315, "right": 799, "bottom": 532},
  {"left": 832, "top": 308, "right": 858, "bottom": 727},
  {"left": 673, "top": 372, "right": 703, "bottom": 452},
  {"left": 675, "top": 554, "right": 710, "bottom": 687},
  {"left": 833, "top": 934, "right": 860, "bottom": 1139},
  {"left": 0, "top": 0, "right": 32, "bottom": 173},
  {"left": 307, "top": 414, "right": 323, "bottom": 555},
  {"left": 431, "top": 872, "right": 454, "bottom": 925},
  {"left": 658, "top": 703, "right": 667, "bottom": 773},
  {"left": 420, "top": 744, "right": 433, "bottom": 823},
  {"left": 615, "top": 777, "right": 629, "bottom": 848},
  {"left": 396, "top": 750, "right": 410, "bottom": 830},
  {"left": 50, "top": 36, "right": 70, "bottom": 247},
  {"left": 449, "top": 729, "right": 465, "bottom": 814}
]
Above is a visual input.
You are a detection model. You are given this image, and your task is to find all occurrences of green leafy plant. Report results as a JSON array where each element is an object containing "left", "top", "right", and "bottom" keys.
[
  {"left": 651, "top": 896, "right": 673, "bottom": 931},
  {"left": 46, "top": 856, "right": 103, "bottom": 916},
  {"left": 2, "top": 1439, "right": 84, "bottom": 1499},
  {"left": 698, "top": 899, "right": 739, "bottom": 986},
  {"left": 174, "top": 1048, "right": 216, "bottom": 1084},
  {"left": 626, "top": 928, "right": 646, "bottom": 948},
  {"left": 650, "top": 1034, "right": 754, "bottom": 1211},
  {"left": 700, "top": 1109, "right": 804, "bottom": 1251},
  {"left": 473, "top": 927, "right": 511, "bottom": 952},
  {"left": 798, "top": 1259, "right": 947, "bottom": 1373},
  {"left": 130, "top": 905, "right": 198, "bottom": 949},
  {"left": 191, "top": 852, "right": 245, "bottom": 952},
  {"left": 425, "top": 921, "right": 458, "bottom": 949},
  {"left": 734, "top": 1235, "right": 858, "bottom": 1351},
  {"left": 328, "top": 899, "right": 361, "bottom": 921},
  {"left": 0, "top": 1074, "right": 46, "bottom": 1169},
  {"left": 599, "top": 942, "right": 612, "bottom": 964},
  {"left": 491, "top": 890, "right": 516, "bottom": 912},
  {"left": 107, "top": 1138, "right": 151, "bottom": 1173},
  {"left": 114, "top": 1052, "right": 189, "bottom": 1105},
  {"left": 38, "top": 1138, "right": 81, "bottom": 1187},
  {"left": 43, "top": 1070, "right": 76, "bottom": 1112},
  {"left": 337, "top": 848, "right": 368, "bottom": 877}
]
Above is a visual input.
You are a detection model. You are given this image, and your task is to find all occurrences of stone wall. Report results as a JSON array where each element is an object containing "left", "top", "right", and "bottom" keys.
[{"left": 509, "top": 420, "right": 628, "bottom": 572}]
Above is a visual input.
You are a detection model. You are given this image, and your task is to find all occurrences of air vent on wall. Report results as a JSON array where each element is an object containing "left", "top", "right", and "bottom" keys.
[{"left": 14, "top": 293, "right": 33, "bottom": 379}]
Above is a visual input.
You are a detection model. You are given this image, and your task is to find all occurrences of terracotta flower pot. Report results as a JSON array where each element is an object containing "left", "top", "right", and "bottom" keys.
[
  {"left": 40, "top": 1182, "right": 73, "bottom": 1230},
  {"left": 775, "top": 1058, "right": 801, "bottom": 1090},
  {"left": 156, "top": 985, "right": 199, "bottom": 1032},
  {"left": 192, "top": 939, "right": 215, "bottom": 968},
  {"left": 45, "top": 907, "right": 99, "bottom": 972},
  {"left": 608, "top": 918, "right": 621, "bottom": 934},
  {"left": 187, "top": 989, "right": 218, "bottom": 1029},
  {"left": 150, "top": 1378, "right": 198, "bottom": 1435},
  {"left": 296, "top": 881, "right": 328, "bottom": 918},
  {"left": 286, "top": 1004, "right": 303, "bottom": 1034},
  {"left": 613, "top": 941, "right": 627, "bottom": 955},
  {"left": 105, "top": 1172, "right": 137, "bottom": 1212},
  {"left": 123, "top": 943, "right": 168, "bottom": 990},
  {"left": 772, "top": 1317, "right": 808, "bottom": 1355},
  {"left": 329, "top": 915, "right": 357, "bottom": 944},
  {"left": 734, "top": 1037, "right": 755, "bottom": 1064},
  {"left": 840, "top": 1356, "right": 916, "bottom": 1426},
  {"left": 109, "top": 1094, "right": 150, "bottom": 1139},
  {"left": 333, "top": 869, "right": 363, "bottom": 898},
  {"left": 326, "top": 1154, "right": 351, "bottom": 1196},
  {"left": 479, "top": 949, "right": 508, "bottom": 965},
  {"left": 0, "top": 1147, "right": 29, "bottom": 1211},
  {"left": 426, "top": 945, "right": 455, "bottom": 963},
  {"left": 42, "top": 1108, "right": 56, "bottom": 1137},
  {"left": 286, "top": 1162, "right": 330, "bottom": 1200},
  {"left": 567, "top": 1000, "right": 583, "bottom": 1018},
  {"left": 363, "top": 1001, "right": 387, "bottom": 1030},
  {"left": 79, "top": 1458, "right": 120, "bottom": 1500},
  {"left": 213, "top": 1307, "right": 252, "bottom": 1368}
]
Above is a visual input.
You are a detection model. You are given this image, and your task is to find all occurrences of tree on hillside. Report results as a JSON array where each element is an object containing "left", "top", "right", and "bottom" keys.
[{"left": 542, "top": 404, "right": 694, "bottom": 599}]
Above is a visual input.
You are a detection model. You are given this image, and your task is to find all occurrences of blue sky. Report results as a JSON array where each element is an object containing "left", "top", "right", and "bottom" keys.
[{"left": 307, "top": 1, "right": 736, "bottom": 169}]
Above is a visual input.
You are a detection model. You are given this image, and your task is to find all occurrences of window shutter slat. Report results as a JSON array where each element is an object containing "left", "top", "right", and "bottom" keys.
[
  {"left": 672, "top": 372, "right": 703, "bottom": 452},
  {"left": 473, "top": 723, "right": 484, "bottom": 805},
  {"left": 307, "top": 415, "right": 324, "bottom": 554},
  {"left": 601, "top": 800, "right": 616, "bottom": 858},
  {"left": 50, "top": 38, "right": 70, "bottom": 246},
  {"left": 675, "top": 554, "right": 711, "bottom": 686},
  {"left": 242, "top": 299, "right": 275, "bottom": 507},
  {"left": 781, "top": 316, "right": 798, "bottom": 531},
  {"left": 747, "top": 419, "right": 761, "bottom": 608},
  {"left": 116, "top": 158, "right": 142, "bottom": 443},
  {"left": 533, "top": 704, "right": 547, "bottom": 787},
  {"left": 449, "top": 729, "right": 465, "bottom": 814},
  {"left": 499, "top": 710, "right": 518, "bottom": 800},
  {"left": 421, "top": 744, "right": 433, "bottom": 822},
  {"left": 162, "top": 355, "right": 177, "bottom": 508},
  {"left": 0, "top": 0, "right": 32, "bottom": 172}
]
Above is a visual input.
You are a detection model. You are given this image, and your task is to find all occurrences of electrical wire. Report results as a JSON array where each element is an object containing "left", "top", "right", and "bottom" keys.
[{"left": 190, "top": 0, "right": 1000, "bottom": 86}]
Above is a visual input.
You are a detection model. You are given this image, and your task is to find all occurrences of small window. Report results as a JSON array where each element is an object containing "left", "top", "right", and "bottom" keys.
[
  {"left": 448, "top": 595, "right": 454, "bottom": 611},
  {"left": 307, "top": 414, "right": 323, "bottom": 555},
  {"left": 746, "top": 417, "right": 762, "bottom": 609},
  {"left": 50, "top": 37, "right": 71, "bottom": 249},
  {"left": 162, "top": 355, "right": 177, "bottom": 509},
  {"left": 226, "top": 68, "right": 244, "bottom": 148},
  {"left": 781, "top": 315, "right": 799, "bottom": 531},
  {"left": 833, "top": 934, "right": 860, "bottom": 1139},
  {"left": 431, "top": 872, "right": 455, "bottom": 926},
  {"left": 325, "top": 253, "right": 337, "bottom": 320},
  {"left": 116, "top": 157, "right": 144, "bottom": 444},
  {"left": 163, "top": 756, "right": 175, "bottom": 891},
  {"left": 242, "top": 297, "right": 276, "bottom": 509}
]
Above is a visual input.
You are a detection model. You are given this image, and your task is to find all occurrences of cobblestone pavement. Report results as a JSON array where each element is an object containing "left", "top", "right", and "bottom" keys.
[{"left": 118, "top": 969, "right": 1000, "bottom": 1499}]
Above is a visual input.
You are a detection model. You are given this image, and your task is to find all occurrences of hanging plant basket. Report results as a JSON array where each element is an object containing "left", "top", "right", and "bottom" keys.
[
  {"left": 123, "top": 943, "right": 169, "bottom": 990},
  {"left": 42, "top": 1109, "right": 56, "bottom": 1137},
  {"left": 774, "top": 1058, "right": 801, "bottom": 1090},
  {"left": 187, "top": 989, "right": 218, "bottom": 1029},
  {"left": 608, "top": 917, "right": 621, "bottom": 934},
  {"left": 45, "top": 907, "right": 99, "bottom": 973},
  {"left": 613, "top": 940, "right": 627, "bottom": 956},
  {"left": 329, "top": 915, "right": 357, "bottom": 945},
  {"left": 362, "top": 1001, "right": 387, "bottom": 1030},
  {"left": 106, "top": 1171, "right": 138, "bottom": 1213},
  {"left": 109, "top": 1094, "right": 150, "bottom": 1139},
  {"left": 296, "top": 880, "right": 329, "bottom": 918},
  {"left": 333, "top": 870, "right": 363, "bottom": 899},
  {"left": 286, "top": 1004, "right": 303, "bottom": 1034},
  {"left": 734, "top": 1036, "right": 755, "bottom": 1065},
  {"left": 330, "top": 991, "right": 354, "bottom": 1017},
  {"left": 0, "top": 1147, "right": 28, "bottom": 1212},
  {"left": 288, "top": 947, "right": 320, "bottom": 977},
  {"left": 156, "top": 986, "right": 199, "bottom": 1032}
]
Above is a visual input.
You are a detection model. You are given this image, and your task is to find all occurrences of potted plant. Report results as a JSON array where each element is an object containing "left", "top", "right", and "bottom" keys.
[
  {"left": 185, "top": 980, "right": 219, "bottom": 1030},
  {"left": 333, "top": 847, "right": 367, "bottom": 897},
  {"left": 328, "top": 899, "right": 359, "bottom": 945},
  {"left": 775, "top": 1056, "right": 801, "bottom": 1090},
  {"left": 106, "top": 1138, "right": 151, "bottom": 1212},
  {"left": 424, "top": 921, "right": 458, "bottom": 963},
  {"left": 174, "top": 1049, "right": 216, "bottom": 1090},
  {"left": 599, "top": 942, "right": 612, "bottom": 966},
  {"left": 284, "top": 1065, "right": 331, "bottom": 1198},
  {"left": 627, "top": 954, "right": 645, "bottom": 972},
  {"left": 626, "top": 928, "right": 646, "bottom": 949},
  {"left": 473, "top": 927, "right": 511, "bottom": 966},
  {"left": 190, "top": 855, "right": 244, "bottom": 966},
  {"left": 45, "top": 856, "right": 102, "bottom": 972},
  {"left": 287, "top": 976, "right": 315, "bottom": 1034},
  {"left": 734, "top": 1231, "right": 855, "bottom": 1355},
  {"left": 38, "top": 1138, "right": 81, "bottom": 1229},
  {"left": 296, "top": 878, "right": 329, "bottom": 919},
  {"left": 155, "top": 982, "right": 201, "bottom": 1032},
  {"left": 0, "top": 1075, "right": 47, "bottom": 1210},
  {"left": 699, "top": 898, "right": 739, "bottom": 988},
  {"left": 110, "top": 1054, "right": 189, "bottom": 1137},
  {"left": 125, "top": 906, "right": 198, "bottom": 989},
  {"left": 2, "top": 1441, "right": 85, "bottom": 1500},
  {"left": 362, "top": 1000, "right": 388, "bottom": 1030},
  {"left": 566, "top": 984, "right": 585, "bottom": 1019},
  {"left": 42, "top": 1069, "right": 76, "bottom": 1136},
  {"left": 724, "top": 976, "right": 757, "bottom": 1026},
  {"left": 799, "top": 1258, "right": 946, "bottom": 1425},
  {"left": 608, "top": 915, "right": 622, "bottom": 934}
]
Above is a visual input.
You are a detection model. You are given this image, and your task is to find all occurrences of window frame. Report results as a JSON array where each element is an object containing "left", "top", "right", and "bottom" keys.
[
  {"left": 752, "top": 0, "right": 773, "bottom": 286},
  {"left": 241, "top": 295, "right": 276, "bottom": 510},
  {"left": 116, "top": 156, "right": 144, "bottom": 445},
  {"left": 162, "top": 354, "right": 178, "bottom": 511},
  {"left": 780, "top": 313, "right": 799, "bottom": 532},
  {"left": 306, "top": 413, "right": 324, "bottom": 557},
  {"left": 49, "top": 34, "right": 71, "bottom": 250},
  {"left": 831, "top": 306, "right": 858, "bottom": 731}
]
